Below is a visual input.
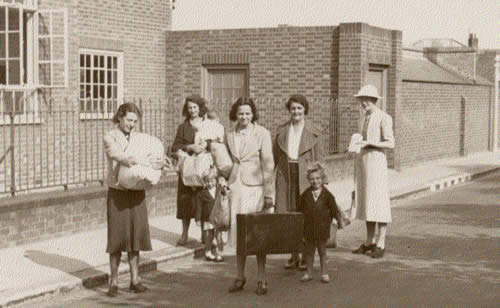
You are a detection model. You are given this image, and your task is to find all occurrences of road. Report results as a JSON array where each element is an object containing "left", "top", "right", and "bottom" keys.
[{"left": 19, "top": 170, "right": 500, "bottom": 307}]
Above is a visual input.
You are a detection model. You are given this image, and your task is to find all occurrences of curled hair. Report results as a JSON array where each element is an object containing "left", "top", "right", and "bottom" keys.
[
  {"left": 306, "top": 161, "right": 329, "bottom": 184},
  {"left": 112, "top": 103, "right": 142, "bottom": 123},
  {"left": 229, "top": 97, "right": 259, "bottom": 122},
  {"left": 286, "top": 94, "right": 309, "bottom": 115},
  {"left": 202, "top": 168, "right": 218, "bottom": 186},
  {"left": 182, "top": 95, "right": 208, "bottom": 119}
]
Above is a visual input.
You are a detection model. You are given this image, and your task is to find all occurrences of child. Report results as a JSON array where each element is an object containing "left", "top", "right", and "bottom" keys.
[
  {"left": 195, "top": 168, "right": 224, "bottom": 262},
  {"left": 297, "top": 162, "right": 342, "bottom": 283}
]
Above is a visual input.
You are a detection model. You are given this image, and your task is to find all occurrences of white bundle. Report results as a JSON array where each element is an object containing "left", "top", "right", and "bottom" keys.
[{"left": 118, "top": 133, "right": 165, "bottom": 190}]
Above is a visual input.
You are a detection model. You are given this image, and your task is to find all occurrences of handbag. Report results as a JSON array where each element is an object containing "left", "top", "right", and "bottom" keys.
[
  {"left": 181, "top": 152, "right": 213, "bottom": 187},
  {"left": 209, "top": 142, "right": 233, "bottom": 179},
  {"left": 209, "top": 188, "right": 231, "bottom": 231}
]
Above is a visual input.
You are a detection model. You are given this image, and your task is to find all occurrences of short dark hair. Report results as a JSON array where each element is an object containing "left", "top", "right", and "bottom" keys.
[
  {"left": 229, "top": 97, "right": 259, "bottom": 122},
  {"left": 182, "top": 95, "right": 208, "bottom": 119},
  {"left": 112, "top": 103, "right": 142, "bottom": 123},
  {"left": 286, "top": 94, "right": 309, "bottom": 115}
]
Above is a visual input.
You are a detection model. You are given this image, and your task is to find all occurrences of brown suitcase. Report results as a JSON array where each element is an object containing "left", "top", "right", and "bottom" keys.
[{"left": 236, "top": 213, "right": 304, "bottom": 256}]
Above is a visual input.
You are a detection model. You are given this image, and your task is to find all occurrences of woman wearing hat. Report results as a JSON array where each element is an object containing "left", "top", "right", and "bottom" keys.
[
  {"left": 351, "top": 85, "right": 394, "bottom": 259},
  {"left": 273, "top": 94, "right": 326, "bottom": 270}
]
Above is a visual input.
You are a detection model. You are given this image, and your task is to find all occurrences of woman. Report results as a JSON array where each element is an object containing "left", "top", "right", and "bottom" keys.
[
  {"left": 171, "top": 95, "right": 208, "bottom": 246},
  {"left": 103, "top": 103, "right": 165, "bottom": 296},
  {"left": 351, "top": 85, "right": 395, "bottom": 259},
  {"left": 226, "top": 97, "right": 275, "bottom": 296},
  {"left": 273, "top": 94, "right": 325, "bottom": 270}
]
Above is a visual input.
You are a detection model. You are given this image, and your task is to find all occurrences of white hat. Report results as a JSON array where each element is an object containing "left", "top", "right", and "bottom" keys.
[{"left": 353, "top": 85, "right": 381, "bottom": 99}]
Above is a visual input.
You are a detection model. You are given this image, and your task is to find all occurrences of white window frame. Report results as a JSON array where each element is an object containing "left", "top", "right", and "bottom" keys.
[
  {"left": 78, "top": 48, "right": 123, "bottom": 120},
  {"left": 0, "top": 2, "right": 68, "bottom": 125}
]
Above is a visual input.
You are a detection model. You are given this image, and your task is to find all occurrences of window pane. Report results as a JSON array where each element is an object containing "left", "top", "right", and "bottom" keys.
[
  {"left": 8, "top": 33, "right": 20, "bottom": 57},
  {"left": 0, "top": 60, "right": 5, "bottom": 84},
  {"left": 0, "top": 33, "right": 5, "bottom": 58},
  {"left": 107, "top": 85, "right": 112, "bottom": 98},
  {"left": 80, "top": 54, "right": 84, "bottom": 67},
  {"left": 8, "top": 8, "right": 19, "bottom": 31},
  {"left": 107, "top": 56, "right": 112, "bottom": 69},
  {"left": 93, "top": 85, "right": 98, "bottom": 98},
  {"left": 85, "top": 69, "right": 91, "bottom": 83},
  {"left": 0, "top": 7, "right": 5, "bottom": 31},
  {"left": 80, "top": 69, "right": 84, "bottom": 83},
  {"left": 99, "top": 85, "right": 104, "bottom": 98},
  {"left": 38, "top": 13, "right": 49, "bottom": 35},
  {"left": 93, "top": 55, "right": 98, "bottom": 67},
  {"left": 99, "top": 56, "right": 104, "bottom": 68},
  {"left": 107, "top": 70, "right": 112, "bottom": 84},
  {"left": 39, "top": 38, "right": 50, "bottom": 61},
  {"left": 99, "top": 70, "right": 104, "bottom": 84},
  {"left": 3, "top": 91, "right": 14, "bottom": 113},
  {"left": 39, "top": 63, "right": 51, "bottom": 85},
  {"left": 113, "top": 71, "right": 117, "bottom": 84},
  {"left": 85, "top": 55, "right": 91, "bottom": 67},
  {"left": 14, "top": 91, "right": 24, "bottom": 114},
  {"left": 8, "top": 59, "right": 20, "bottom": 84},
  {"left": 112, "top": 57, "right": 117, "bottom": 69},
  {"left": 93, "top": 70, "right": 98, "bottom": 84}
]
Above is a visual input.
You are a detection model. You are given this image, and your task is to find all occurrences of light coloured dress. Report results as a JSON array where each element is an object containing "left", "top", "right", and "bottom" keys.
[{"left": 354, "top": 108, "right": 394, "bottom": 223}]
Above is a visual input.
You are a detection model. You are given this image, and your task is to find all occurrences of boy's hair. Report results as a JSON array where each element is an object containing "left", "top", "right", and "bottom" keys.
[
  {"left": 306, "top": 161, "right": 329, "bottom": 184},
  {"left": 207, "top": 109, "right": 218, "bottom": 120},
  {"left": 202, "top": 168, "right": 218, "bottom": 185}
]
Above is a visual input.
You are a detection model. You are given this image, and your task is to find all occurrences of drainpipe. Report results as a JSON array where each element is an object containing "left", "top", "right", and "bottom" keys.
[{"left": 494, "top": 55, "right": 499, "bottom": 152}]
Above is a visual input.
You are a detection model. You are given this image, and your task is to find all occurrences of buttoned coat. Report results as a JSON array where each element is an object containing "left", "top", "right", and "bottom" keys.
[
  {"left": 225, "top": 123, "right": 275, "bottom": 200},
  {"left": 273, "top": 121, "right": 324, "bottom": 212},
  {"left": 354, "top": 108, "right": 394, "bottom": 223},
  {"left": 297, "top": 186, "right": 340, "bottom": 241}
]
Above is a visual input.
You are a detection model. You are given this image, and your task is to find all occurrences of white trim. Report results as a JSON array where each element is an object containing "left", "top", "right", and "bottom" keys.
[{"left": 494, "top": 55, "right": 500, "bottom": 152}]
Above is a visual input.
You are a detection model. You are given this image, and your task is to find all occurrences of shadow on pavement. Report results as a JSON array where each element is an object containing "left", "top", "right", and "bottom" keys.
[
  {"left": 149, "top": 225, "right": 202, "bottom": 249},
  {"left": 444, "top": 164, "right": 499, "bottom": 176},
  {"left": 24, "top": 250, "right": 107, "bottom": 289}
]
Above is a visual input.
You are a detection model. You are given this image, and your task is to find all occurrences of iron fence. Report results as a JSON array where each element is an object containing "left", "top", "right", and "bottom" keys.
[{"left": 0, "top": 91, "right": 342, "bottom": 197}]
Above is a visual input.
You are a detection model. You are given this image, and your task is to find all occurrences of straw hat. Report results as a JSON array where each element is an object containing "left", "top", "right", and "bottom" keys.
[{"left": 353, "top": 85, "right": 381, "bottom": 100}]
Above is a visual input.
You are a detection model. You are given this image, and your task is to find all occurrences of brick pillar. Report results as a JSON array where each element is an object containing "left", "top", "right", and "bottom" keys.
[
  {"left": 388, "top": 30, "right": 403, "bottom": 170},
  {"left": 338, "top": 23, "right": 365, "bottom": 152}
]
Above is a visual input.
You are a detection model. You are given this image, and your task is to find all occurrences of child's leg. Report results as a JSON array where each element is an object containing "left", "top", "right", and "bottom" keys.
[
  {"left": 214, "top": 229, "right": 224, "bottom": 254},
  {"left": 305, "top": 240, "right": 315, "bottom": 276},
  {"left": 318, "top": 240, "right": 327, "bottom": 275},
  {"left": 205, "top": 229, "right": 214, "bottom": 256}
]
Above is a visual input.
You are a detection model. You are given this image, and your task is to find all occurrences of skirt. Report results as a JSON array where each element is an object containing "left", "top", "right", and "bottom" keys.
[
  {"left": 227, "top": 171, "right": 264, "bottom": 248},
  {"left": 354, "top": 148, "right": 392, "bottom": 223},
  {"left": 176, "top": 176, "right": 200, "bottom": 219},
  {"left": 106, "top": 188, "right": 152, "bottom": 253}
]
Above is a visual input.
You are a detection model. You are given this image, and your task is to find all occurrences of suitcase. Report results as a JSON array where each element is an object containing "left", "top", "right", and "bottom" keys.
[{"left": 236, "top": 213, "right": 304, "bottom": 256}]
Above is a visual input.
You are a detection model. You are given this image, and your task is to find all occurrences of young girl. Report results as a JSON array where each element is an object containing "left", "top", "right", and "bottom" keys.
[
  {"left": 195, "top": 168, "right": 224, "bottom": 262},
  {"left": 297, "top": 162, "right": 342, "bottom": 283}
]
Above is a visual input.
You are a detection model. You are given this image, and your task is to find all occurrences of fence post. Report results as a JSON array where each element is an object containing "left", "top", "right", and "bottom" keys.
[{"left": 9, "top": 111, "right": 15, "bottom": 196}]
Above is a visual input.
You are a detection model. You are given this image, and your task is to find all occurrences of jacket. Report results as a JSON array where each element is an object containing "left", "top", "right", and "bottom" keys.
[
  {"left": 103, "top": 128, "right": 139, "bottom": 190},
  {"left": 195, "top": 188, "right": 217, "bottom": 222},
  {"left": 273, "top": 120, "right": 324, "bottom": 212},
  {"left": 225, "top": 123, "right": 275, "bottom": 200}
]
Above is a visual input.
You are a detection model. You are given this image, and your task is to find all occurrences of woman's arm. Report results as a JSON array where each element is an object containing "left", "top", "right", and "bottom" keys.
[
  {"left": 362, "top": 114, "right": 395, "bottom": 150},
  {"left": 171, "top": 124, "right": 188, "bottom": 153},
  {"left": 103, "top": 133, "right": 135, "bottom": 167},
  {"left": 260, "top": 128, "right": 275, "bottom": 203}
]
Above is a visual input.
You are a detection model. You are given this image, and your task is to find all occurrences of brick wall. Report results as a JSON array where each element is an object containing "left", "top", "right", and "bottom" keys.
[{"left": 400, "top": 81, "right": 491, "bottom": 167}]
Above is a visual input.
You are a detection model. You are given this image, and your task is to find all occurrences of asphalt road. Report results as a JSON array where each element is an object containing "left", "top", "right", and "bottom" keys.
[{"left": 20, "top": 170, "right": 500, "bottom": 307}]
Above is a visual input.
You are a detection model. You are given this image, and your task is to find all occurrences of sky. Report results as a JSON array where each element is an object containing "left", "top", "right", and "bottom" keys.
[{"left": 171, "top": 0, "right": 499, "bottom": 49}]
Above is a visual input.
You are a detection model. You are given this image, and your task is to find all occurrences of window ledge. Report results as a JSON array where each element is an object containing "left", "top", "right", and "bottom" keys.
[{"left": 0, "top": 114, "right": 42, "bottom": 126}]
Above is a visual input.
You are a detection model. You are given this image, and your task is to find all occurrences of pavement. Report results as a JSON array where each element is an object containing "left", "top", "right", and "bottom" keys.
[{"left": 0, "top": 151, "right": 498, "bottom": 307}]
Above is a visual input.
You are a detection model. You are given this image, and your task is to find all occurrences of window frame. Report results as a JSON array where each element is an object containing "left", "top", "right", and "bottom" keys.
[
  {"left": 78, "top": 48, "right": 124, "bottom": 120},
  {"left": 366, "top": 64, "right": 388, "bottom": 112},
  {"left": 201, "top": 64, "right": 249, "bottom": 104}
]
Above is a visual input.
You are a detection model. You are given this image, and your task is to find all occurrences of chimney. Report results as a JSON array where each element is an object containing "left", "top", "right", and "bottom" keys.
[{"left": 468, "top": 33, "right": 478, "bottom": 50}]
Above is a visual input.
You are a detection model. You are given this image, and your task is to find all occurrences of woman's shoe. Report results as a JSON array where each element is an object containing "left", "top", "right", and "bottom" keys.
[
  {"left": 176, "top": 238, "right": 188, "bottom": 246},
  {"left": 352, "top": 243, "right": 376, "bottom": 254},
  {"left": 228, "top": 277, "right": 246, "bottom": 293},
  {"left": 129, "top": 282, "right": 148, "bottom": 293},
  {"left": 214, "top": 255, "right": 224, "bottom": 262},
  {"left": 298, "top": 261, "right": 308, "bottom": 271},
  {"left": 300, "top": 273, "right": 313, "bottom": 282},
  {"left": 255, "top": 281, "right": 268, "bottom": 295},
  {"left": 205, "top": 252, "right": 216, "bottom": 261},
  {"left": 107, "top": 285, "right": 119, "bottom": 297},
  {"left": 370, "top": 247, "right": 385, "bottom": 259}
]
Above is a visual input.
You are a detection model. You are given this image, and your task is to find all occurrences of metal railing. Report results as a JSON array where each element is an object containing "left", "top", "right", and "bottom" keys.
[{"left": 0, "top": 92, "right": 342, "bottom": 197}]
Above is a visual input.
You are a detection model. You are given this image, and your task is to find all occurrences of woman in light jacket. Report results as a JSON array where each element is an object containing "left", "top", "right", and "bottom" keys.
[
  {"left": 226, "top": 97, "right": 275, "bottom": 296},
  {"left": 273, "top": 94, "right": 326, "bottom": 270},
  {"left": 351, "top": 85, "right": 395, "bottom": 259}
]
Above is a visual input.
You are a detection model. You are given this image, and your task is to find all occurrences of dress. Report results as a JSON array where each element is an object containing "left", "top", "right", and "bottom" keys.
[
  {"left": 171, "top": 120, "right": 201, "bottom": 219},
  {"left": 354, "top": 108, "right": 394, "bottom": 223},
  {"left": 103, "top": 129, "right": 152, "bottom": 253},
  {"left": 225, "top": 123, "right": 274, "bottom": 248}
]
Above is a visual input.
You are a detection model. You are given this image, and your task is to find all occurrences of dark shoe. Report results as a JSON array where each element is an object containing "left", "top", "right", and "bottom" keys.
[
  {"left": 255, "top": 281, "right": 268, "bottom": 295},
  {"left": 352, "top": 243, "right": 376, "bottom": 254},
  {"left": 205, "top": 253, "right": 216, "bottom": 262},
  {"left": 228, "top": 277, "right": 246, "bottom": 293},
  {"left": 298, "top": 261, "right": 307, "bottom": 271},
  {"left": 370, "top": 247, "right": 385, "bottom": 259},
  {"left": 176, "top": 238, "right": 188, "bottom": 246},
  {"left": 284, "top": 258, "right": 299, "bottom": 269},
  {"left": 107, "top": 285, "right": 119, "bottom": 297},
  {"left": 326, "top": 241, "right": 337, "bottom": 248},
  {"left": 129, "top": 282, "right": 148, "bottom": 293}
]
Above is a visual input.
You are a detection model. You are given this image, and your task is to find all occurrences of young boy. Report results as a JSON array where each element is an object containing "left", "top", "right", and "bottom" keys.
[
  {"left": 297, "top": 162, "right": 342, "bottom": 283},
  {"left": 195, "top": 168, "right": 224, "bottom": 262}
]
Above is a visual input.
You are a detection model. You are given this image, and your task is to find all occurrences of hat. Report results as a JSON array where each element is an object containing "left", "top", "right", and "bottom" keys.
[{"left": 353, "top": 85, "right": 381, "bottom": 100}]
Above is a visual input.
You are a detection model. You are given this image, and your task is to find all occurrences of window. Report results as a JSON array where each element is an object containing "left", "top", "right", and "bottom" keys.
[
  {"left": 366, "top": 65, "right": 388, "bottom": 111},
  {"left": 203, "top": 66, "right": 248, "bottom": 105},
  {"left": 79, "top": 49, "right": 123, "bottom": 118},
  {"left": 0, "top": 1, "right": 67, "bottom": 120}
]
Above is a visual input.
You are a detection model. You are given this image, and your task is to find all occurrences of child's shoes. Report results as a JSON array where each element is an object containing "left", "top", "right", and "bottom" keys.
[
  {"left": 300, "top": 273, "right": 313, "bottom": 282},
  {"left": 320, "top": 274, "right": 330, "bottom": 283},
  {"left": 205, "top": 252, "right": 216, "bottom": 261}
]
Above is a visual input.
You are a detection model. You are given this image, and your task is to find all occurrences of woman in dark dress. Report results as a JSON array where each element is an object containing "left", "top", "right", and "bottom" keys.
[{"left": 171, "top": 95, "right": 208, "bottom": 246}]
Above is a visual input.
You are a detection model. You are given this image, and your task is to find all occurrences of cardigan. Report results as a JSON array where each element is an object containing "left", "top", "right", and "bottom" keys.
[{"left": 298, "top": 186, "right": 340, "bottom": 241}]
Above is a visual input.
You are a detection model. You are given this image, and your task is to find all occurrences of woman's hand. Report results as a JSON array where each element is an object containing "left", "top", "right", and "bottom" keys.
[{"left": 259, "top": 197, "right": 274, "bottom": 213}]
